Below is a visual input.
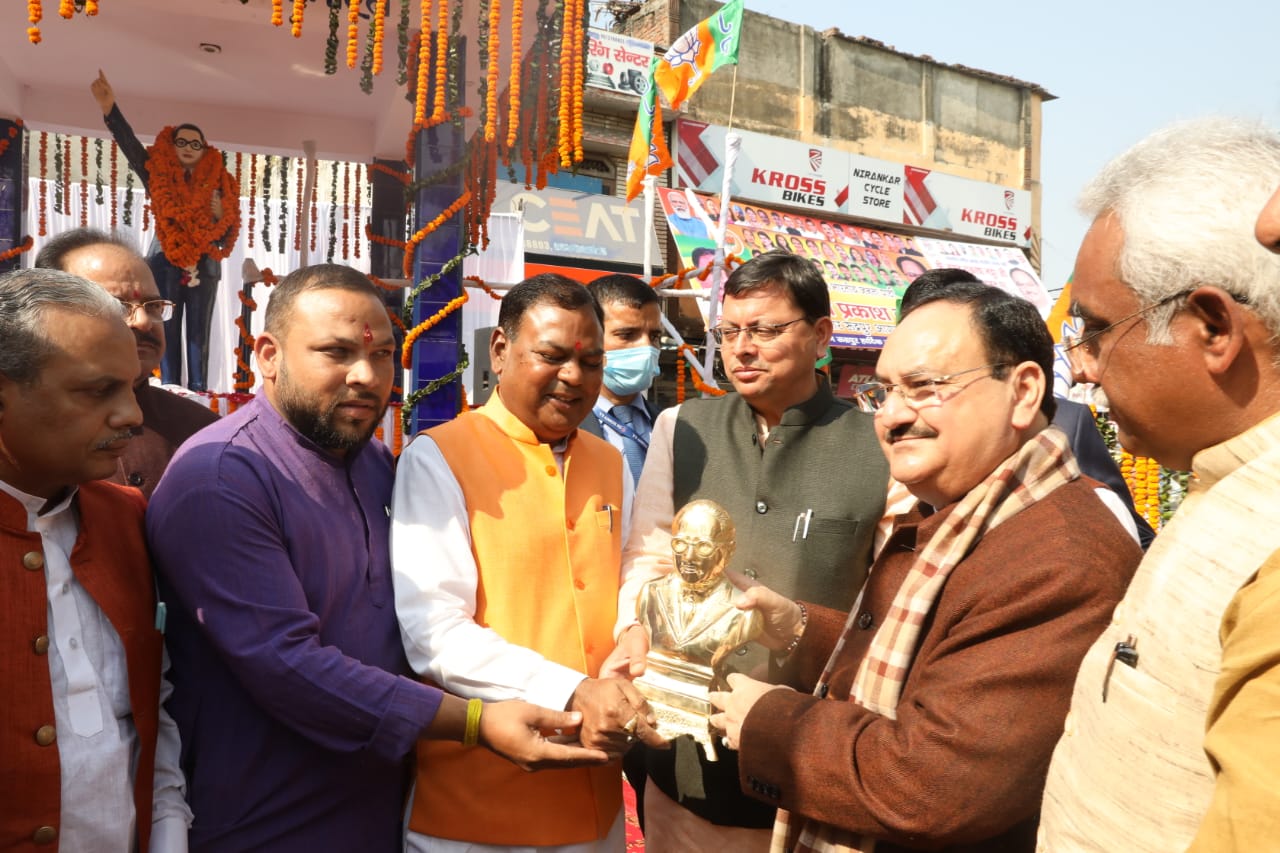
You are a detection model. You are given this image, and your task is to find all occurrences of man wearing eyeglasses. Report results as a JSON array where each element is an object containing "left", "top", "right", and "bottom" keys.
[
  {"left": 607, "top": 251, "right": 896, "bottom": 849},
  {"left": 34, "top": 229, "right": 218, "bottom": 499},
  {"left": 1035, "top": 121, "right": 1280, "bottom": 853},
  {"left": 707, "top": 279, "right": 1140, "bottom": 852}
]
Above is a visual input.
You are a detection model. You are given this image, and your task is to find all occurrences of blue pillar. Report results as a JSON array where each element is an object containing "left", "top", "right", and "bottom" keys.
[
  {"left": 406, "top": 39, "right": 466, "bottom": 434},
  {"left": 0, "top": 119, "right": 24, "bottom": 273}
]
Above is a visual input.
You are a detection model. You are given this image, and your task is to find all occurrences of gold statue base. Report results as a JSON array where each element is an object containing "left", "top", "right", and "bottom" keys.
[{"left": 634, "top": 654, "right": 720, "bottom": 762}]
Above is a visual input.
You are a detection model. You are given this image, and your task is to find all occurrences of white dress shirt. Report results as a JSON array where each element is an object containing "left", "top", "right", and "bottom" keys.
[{"left": 0, "top": 478, "right": 190, "bottom": 853}]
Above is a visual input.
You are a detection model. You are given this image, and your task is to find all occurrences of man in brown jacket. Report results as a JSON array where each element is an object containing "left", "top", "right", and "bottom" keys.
[
  {"left": 0, "top": 268, "right": 190, "bottom": 849},
  {"left": 710, "top": 280, "right": 1141, "bottom": 852},
  {"left": 35, "top": 229, "right": 218, "bottom": 498}
]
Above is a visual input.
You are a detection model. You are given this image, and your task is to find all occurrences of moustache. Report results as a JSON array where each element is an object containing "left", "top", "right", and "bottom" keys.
[
  {"left": 887, "top": 424, "right": 938, "bottom": 443},
  {"left": 133, "top": 329, "right": 163, "bottom": 348},
  {"left": 95, "top": 430, "right": 136, "bottom": 450}
]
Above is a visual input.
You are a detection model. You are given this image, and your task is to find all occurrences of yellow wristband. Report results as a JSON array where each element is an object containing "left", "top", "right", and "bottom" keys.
[{"left": 462, "top": 698, "right": 483, "bottom": 747}]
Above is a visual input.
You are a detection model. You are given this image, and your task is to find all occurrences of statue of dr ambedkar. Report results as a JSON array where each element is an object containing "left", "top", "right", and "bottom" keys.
[{"left": 634, "top": 499, "right": 761, "bottom": 759}]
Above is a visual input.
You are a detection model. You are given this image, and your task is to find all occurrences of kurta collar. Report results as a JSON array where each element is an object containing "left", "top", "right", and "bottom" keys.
[
  {"left": 0, "top": 477, "right": 77, "bottom": 529},
  {"left": 252, "top": 395, "right": 352, "bottom": 469},
  {"left": 1190, "top": 410, "right": 1280, "bottom": 493},
  {"left": 483, "top": 386, "right": 561, "bottom": 447}
]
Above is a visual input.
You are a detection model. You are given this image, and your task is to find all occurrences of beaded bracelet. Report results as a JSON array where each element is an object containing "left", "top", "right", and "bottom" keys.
[{"left": 781, "top": 601, "right": 808, "bottom": 655}]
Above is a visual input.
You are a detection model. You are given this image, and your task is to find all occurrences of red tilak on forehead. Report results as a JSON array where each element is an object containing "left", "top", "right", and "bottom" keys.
[
  {"left": 363, "top": 323, "right": 373, "bottom": 343},
  {"left": 132, "top": 287, "right": 141, "bottom": 300},
  {"left": 574, "top": 340, "right": 582, "bottom": 351}
]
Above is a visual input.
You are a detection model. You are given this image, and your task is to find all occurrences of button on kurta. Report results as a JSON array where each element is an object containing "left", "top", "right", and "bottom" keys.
[
  {"left": 33, "top": 635, "right": 49, "bottom": 654},
  {"left": 34, "top": 725, "right": 56, "bottom": 746},
  {"left": 127, "top": 471, "right": 145, "bottom": 487},
  {"left": 32, "top": 826, "right": 57, "bottom": 845},
  {"left": 755, "top": 501, "right": 768, "bottom": 514},
  {"left": 544, "top": 465, "right": 557, "bottom": 476},
  {"left": 573, "top": 579, "right": 585, "bottom": 590},
  {"left": 22, "top": 551, "right": 44, "bottom": 571},
  {"left": 857, "top": 611, "right": 874, "bottom": 630},
  {"left": 566, "top": 519, "right": 575, "bottom": 530}
]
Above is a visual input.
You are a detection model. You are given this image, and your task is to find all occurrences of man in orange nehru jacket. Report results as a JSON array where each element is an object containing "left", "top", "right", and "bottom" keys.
[{"left": 391, "top": 273, "right": 665, "bottom": 852}]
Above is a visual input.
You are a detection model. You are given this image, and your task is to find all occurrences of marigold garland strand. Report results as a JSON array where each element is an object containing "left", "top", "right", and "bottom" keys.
[
  {"left": 484, "top": 0, "right": 501, "bottom": 143},
  {"left": 401, "top": 191, "right": 470, "bottom": 277},
  {"left": 247, "top": 153, "right": 257, "bottom": 249},
  {"left": 401, "top": 293, "right": 468, "bottom": 368},
  {"left": 28, "top": 0, "right": 42, "bottom": 44},
  {"left": 147, "top": 128, "right": 240, "bottom": 269},
  {"left": 271, "top": 0, "right": 283, "bottom": 27},
  {"left": 0, "top": 236, "right": 34, "bottom": 263},
  {"left": 79, "top": 136, "right": 88, "bottom": 227},
  {"left": 278, "top": 156, "right": 289, "bottom": 253},
  {"left": 294, "top": 157, "right": 304, "bottom": 252},
  {"left": 371, "top": 0, "right": 387, "bottom": 75},
  {"left": 353, "top": 163, "right": 363, "bottom": 259},
  {"left": 506, "top": 0, "right": 524, "bottom": 151},
  {"left": 432, "top": 0, "right": 450, "bottom": 122},
  {"left": 291, "top": 0, "right": 305, "bottom": 36},
  {"left": 413, "top": 1, "right": 431, "bottom": 126},
  {"left": 109, "top": 141, "right": 118, "bottom": 230},
  {"left": 342, "top": 161, "right": 351, "bottom": 259},
  {"left": 346, "top": 0, "right": 361, "bottom": 69}
]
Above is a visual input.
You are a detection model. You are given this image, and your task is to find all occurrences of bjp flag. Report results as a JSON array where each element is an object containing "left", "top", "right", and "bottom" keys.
[
  {"left": 625, "top": 58, "right": 673, "bottom": 202},
  {"left": 654, "top": 0, "right": 744, "bottom": 111}
]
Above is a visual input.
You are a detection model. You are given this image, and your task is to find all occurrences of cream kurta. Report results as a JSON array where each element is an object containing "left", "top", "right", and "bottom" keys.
[{"left": 1038, "top": 412, "right": 1280, "bottom": 852}]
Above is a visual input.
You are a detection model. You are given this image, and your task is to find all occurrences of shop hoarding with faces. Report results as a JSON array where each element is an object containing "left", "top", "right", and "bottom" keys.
[
  {"left": 658, "top": 186, "right": 1049, "bottom": 351},
  {"left": 673, "top": 119, "right": 1033, "bottom": 248}
]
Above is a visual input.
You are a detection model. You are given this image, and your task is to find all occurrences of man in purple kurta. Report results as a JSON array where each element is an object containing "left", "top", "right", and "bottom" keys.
[{"left": 147, "top": 264, "right": 607, "bottom": 851}]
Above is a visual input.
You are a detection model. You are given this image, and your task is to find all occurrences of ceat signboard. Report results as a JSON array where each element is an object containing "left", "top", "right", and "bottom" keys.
[
  {"left": 492, "top": 181, "right": 661, "bottom": 267},
  {"left": 675, "top": 119, "right": 850, "bottom": 213}
]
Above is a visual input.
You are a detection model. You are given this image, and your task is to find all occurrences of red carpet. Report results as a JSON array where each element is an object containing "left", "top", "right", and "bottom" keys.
[{"left": 624, "top": 778, "right": 645, "bottom": 851}]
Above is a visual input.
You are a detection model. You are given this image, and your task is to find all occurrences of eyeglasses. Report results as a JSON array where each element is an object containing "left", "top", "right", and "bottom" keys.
[
  {"left": 118, "top": 298, "right": 175, "bottom": 323},
  {"left": 1062, "top": 290, "right": 1192, "bottom": 373},
  {"left": 671, "top": 537, "right": 718, "bottom": 557},
  {"left": 855, "top": 362, "right": 1008, "bottom": 411},
  {"left": 173, "top": 137, "right": 205, "bottom": 151},
  {"left": 711, "top": 317, "right": 808, "bottom": 345}
]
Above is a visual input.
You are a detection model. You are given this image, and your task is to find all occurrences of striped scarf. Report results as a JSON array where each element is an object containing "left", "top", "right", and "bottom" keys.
[{"left": 772, "top": 427, "right": 1079, "bottom": 853}]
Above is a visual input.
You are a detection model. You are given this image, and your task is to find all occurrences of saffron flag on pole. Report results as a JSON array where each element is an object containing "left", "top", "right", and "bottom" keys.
[
  {"left": 654, "top": 0, "right": 745, "bottom": 111},
  {"left": 625, "top": 57, "right": 673, "bottom": 202}
]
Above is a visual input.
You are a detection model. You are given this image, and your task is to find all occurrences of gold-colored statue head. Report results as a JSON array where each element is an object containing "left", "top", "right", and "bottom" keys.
[{"left": 670, "top": 499, "right": 736, "bottom": 589}]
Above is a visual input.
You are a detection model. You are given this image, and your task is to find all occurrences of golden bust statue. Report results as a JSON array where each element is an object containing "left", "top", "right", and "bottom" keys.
[{"left": 634, "top": 499, "right": 762, "bottom": 759}]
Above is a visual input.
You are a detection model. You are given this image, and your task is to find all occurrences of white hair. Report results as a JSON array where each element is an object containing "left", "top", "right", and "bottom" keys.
[{"left": 1078, "top": 117, "right": 1280, "bottom": 343}]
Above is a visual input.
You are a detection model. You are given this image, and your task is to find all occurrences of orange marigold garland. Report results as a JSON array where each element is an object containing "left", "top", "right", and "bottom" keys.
[
  {"left": 506, "top": 0, "right": 524, "bottom": 150},
  {"left": 556, "top": 0, "right": 573, "bottom": 168},
  {"left": 570, "top": 0, "right": 585, "bottom": 162},
  {"left": 677, "top": 343, "right": 726, "bottom": 397},
  {"left": 346, "top": 0, "right": 361, "bottom": 69},
  {"left": 58, "top": 0, "right": 72, "bottom": 19},
  {"left": 291, "top": 0, "right": 305, "bottom": 36},
  {"left": 484, "top": 0, "right": 501, "bottom": 143},
  {"left": 371, "top": 0, "right": 387, "bottom": 75},
  {"left": 401, "top": 191, "right": 470, "bottom": 277},
  {"left": 146, "top": 128, "right": 241, "bottom": 269},
  {"left": 38, "top": 131, "right": 48, "bottom": 236},
  {"left": 62, "top": 136, "right": 71, "bottom": 220},
  {"left": 432, "top": 0, "right": 449, "bottom": 122},
  {"left": 412, "top": 3, "right": 430, "bottom": 126},
  {"left": 271, "top": 0, "right": 284, "bottom": 27},
  {"left": 401, "top": 293, "right": 469, "bottom": 368},
  {"left": 0, "top": 236, "right": 34, "bottom": 263},
  {"left": 85, "top": 0, "right": 97, "bottom": 14},
  {"left": 28, "top": 0, "right": 42, "bottom": 44},
  {"left": 0, "top": 121, "right": 20, "bottom": 160},
  {"left": 310, "top": 178, "right": 318, "bottom": 253}
]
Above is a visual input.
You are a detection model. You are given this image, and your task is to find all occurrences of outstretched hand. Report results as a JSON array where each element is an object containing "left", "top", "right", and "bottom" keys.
[
  {"left": 90, "top": 69, "right": 115, "bottom": 115},
  {"left": 478, "top": 700, "right": 611, "bottom": 772},
  {"left": 709, "top": 672, "right": 791, "bottom": 751},
  {"left": 726, "top": 569, "right": 805, "bottom": 651},
  {"left": 568, "top": 677, "right": 667, "bottom": 758}
]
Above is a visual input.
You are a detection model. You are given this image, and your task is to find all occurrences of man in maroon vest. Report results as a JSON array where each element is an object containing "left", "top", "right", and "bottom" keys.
[{"left": 0, "top": 268, "right": 190, "bottom": 849}]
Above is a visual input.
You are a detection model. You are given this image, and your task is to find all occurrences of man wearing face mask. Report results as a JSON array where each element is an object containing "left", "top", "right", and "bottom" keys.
[{"left": 583, "top": 275, "right": 664, "bottom": 487}]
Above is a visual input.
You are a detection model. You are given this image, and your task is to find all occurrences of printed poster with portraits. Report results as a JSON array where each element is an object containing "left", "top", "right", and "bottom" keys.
[
  {"left": 659, "top": 187, "right": 924, "bottom": 349},
  {"left": 912, "top": 236, "right": 1052, "bottom": 316}
]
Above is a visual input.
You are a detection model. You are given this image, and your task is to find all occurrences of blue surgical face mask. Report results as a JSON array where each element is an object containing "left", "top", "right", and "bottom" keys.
[{"left": 603, "top": 344, "right": 660, "bottom": 397}]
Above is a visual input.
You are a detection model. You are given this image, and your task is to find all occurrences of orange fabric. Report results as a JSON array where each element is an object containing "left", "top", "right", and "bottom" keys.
[
  {"left": 0, "top": 482, "right": 162, "bottom": 850},
  {"left": 410, "top": 393, "right": 624, "bottom": 846}
]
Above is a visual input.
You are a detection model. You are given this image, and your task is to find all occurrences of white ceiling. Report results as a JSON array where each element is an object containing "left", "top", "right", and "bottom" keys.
[{"left": 0, "top": 0, "right": 496, "bottom": 161}]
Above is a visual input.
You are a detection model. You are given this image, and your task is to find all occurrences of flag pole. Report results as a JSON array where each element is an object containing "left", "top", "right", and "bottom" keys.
[
  {"left": 726, "top": 64, "right": 740, "bottom": 132},
  {"left": 642, "top": 175, "right": 656, "bottom": 282}
]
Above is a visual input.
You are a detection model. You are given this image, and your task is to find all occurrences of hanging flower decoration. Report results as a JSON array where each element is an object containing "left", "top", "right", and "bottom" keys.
[
  {"left": 412, "top": 3, "right": 430, "bottom": 126},
  {"left": 401, "top": 191, "right": 470, "bottom": 277},
  {"left": 123, "top": 167, "right": 134, "bottom": 226},
  {"left": 146, "top": 127, "right": 241, "bottom": 269},
  {"left": 38, "top": 131, "right": 48, "bottom": 236},
  {"left": 79, "top": 135, "right": 88, "bottom": 227},
  {"left": 291, "top": 0, "right": 304, "bottom": 36},
  {"left": 247, "top": 153, "right": 257, "bottom": 249},
  {"left": 483, "top": 0, "right": 501, "bottom": 143},
  {"left": 0, "top": 236, "right": 35, "bottom": 263},
  {"left": 0, "top": 120, "right": 21, "bottom": 159},
  {"left": 293, "top": 156, "right": 304, "bottom": 252},
  {"left": 271, "top": 0, "right": 283, "bottom": 27},
  {"left": 353, "top": 163, "right": 363, "bottom": 259},
  {"left": 346, "top": 0, "right": 361, "bottom": 69},
  {"left": 401, "top": 293, "right": 469, "bottom": 368},
  {"left": 342, "top": 160, "right": 351, "bottom": 259},
  {"left": 310, "top": 178, "right": 318, "bottom": 253},
  {"left": 93, "top": 137, "right": 104, "bottom": 205},
  {"left": 371, "top": 0, "right": 387, "bottom": 75},
  {"left": 109, "top": 140, "right": 118, "bottom": 230},
  {"left": 677, "top": 343, "right": 727, "bottom": 398},
  {"left": 324, "top": 2, "right": 341, "bottom": 75},
  {"left": 28, "top": 0, "right": 42, "bottom": 43},
  {"left": 58, "top": 0, "right": 71, "bottom": 19},
  {"left": 261, "top": 155, "right": 273, "bottom": 248},
  {"left": 278, "top": 155, "right": 289, "bottom": 253},
  {"left": 327, "top": 160, "right": 338, "bottom": 261},
  {"left": 62, "top": 136, "right": 71, "bottom": 218},
  {"left": 396, "top": 0, "right": 411, "bottom": 85}
]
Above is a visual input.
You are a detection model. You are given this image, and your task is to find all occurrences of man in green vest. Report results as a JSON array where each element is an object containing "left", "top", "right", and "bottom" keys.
[{"left": 606, "top": 250, "right": 894, "bottom": 849}]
